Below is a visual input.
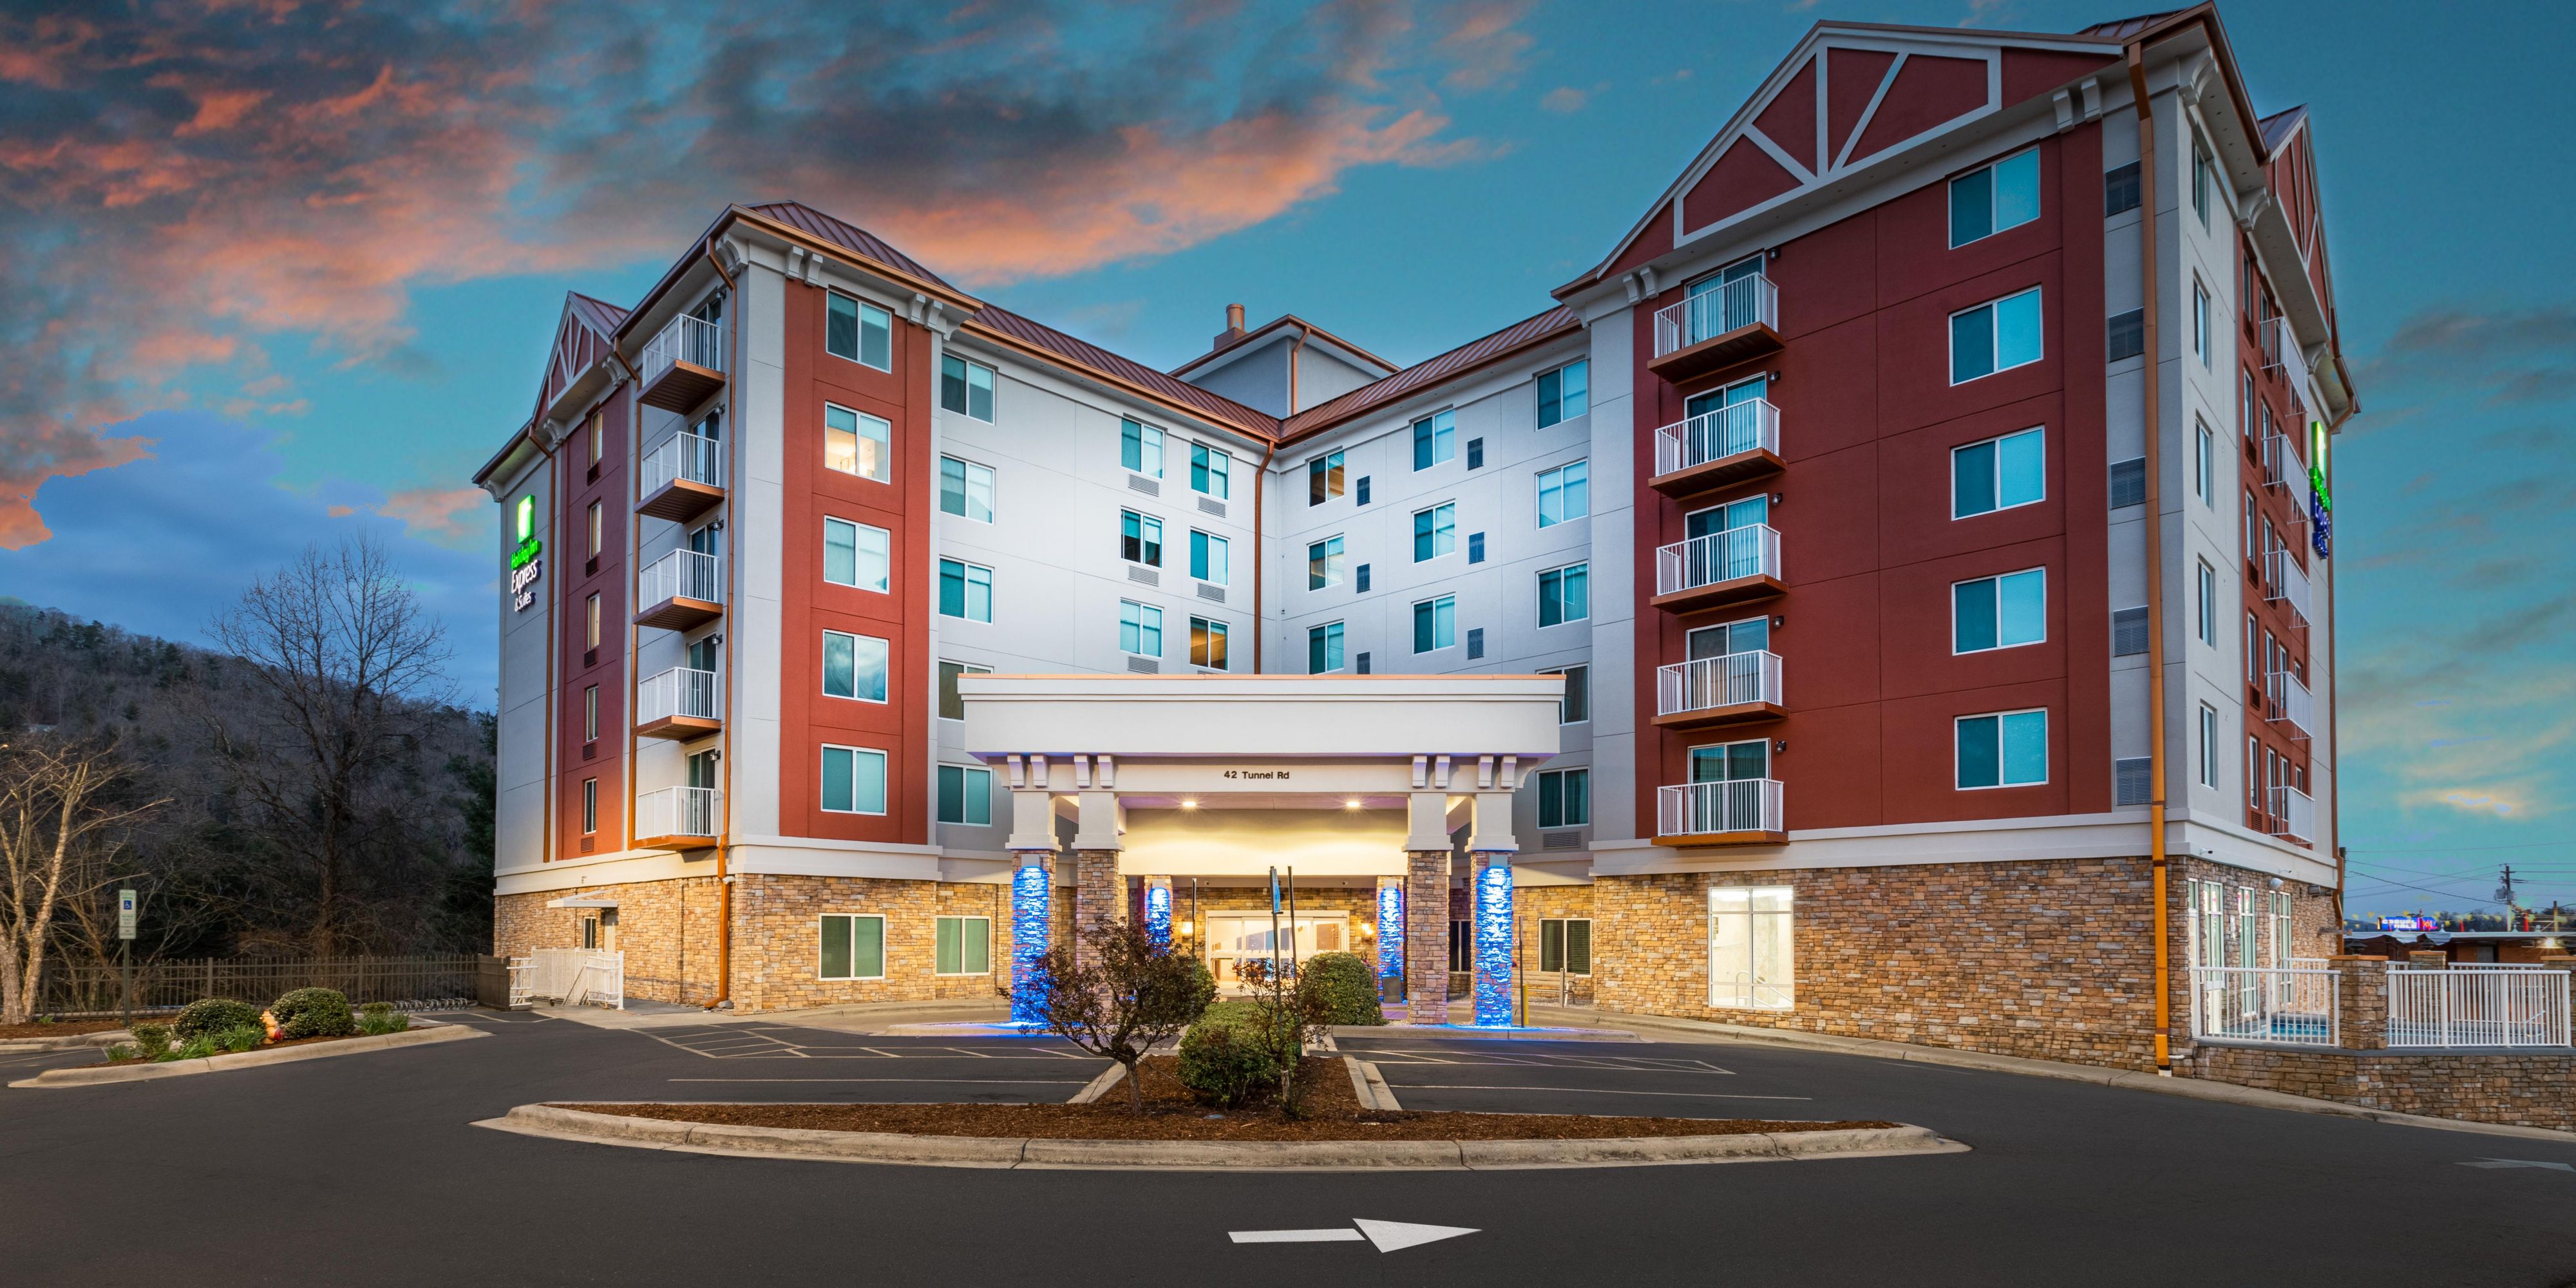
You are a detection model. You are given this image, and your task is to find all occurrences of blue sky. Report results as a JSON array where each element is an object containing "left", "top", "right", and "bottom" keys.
[{"left": 2, "top": 0, "right": 2568, "bottom": 914}]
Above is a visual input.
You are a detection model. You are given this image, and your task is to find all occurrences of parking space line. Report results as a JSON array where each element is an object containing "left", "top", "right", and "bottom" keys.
[
  {"left": 1387, "top": 1083, "right": 1810, "bottom": 1101},
  {"left": 667, "top": 1077, "right": 1094, "bottom": 1085}
]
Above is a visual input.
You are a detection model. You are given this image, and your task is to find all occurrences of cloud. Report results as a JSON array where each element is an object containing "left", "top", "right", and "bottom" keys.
[
  {"left": 377, "top": 486, "right": 489, "bottom": 547},
  {"left": 1433, "top": 1, "right": 1537, "bottom": 90},
  {"left": 1540, "top": 86, "right": 1588, "bottom": 113},
  {"left": 2356, "top": 304, "right": 2576, "bottom": 407}
]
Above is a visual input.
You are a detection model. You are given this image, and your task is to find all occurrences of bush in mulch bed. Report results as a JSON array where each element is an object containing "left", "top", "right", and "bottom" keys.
[
  {"left": 269, "top": 988, "right": 355, "bottom": 1039},
  {"left": 557, "top": 1056, "right": 1899, "bottom": 1143},
  {"left": 175, "top": 999, "right": 262, "bottom": 1042},
  {"left": 1298, "top": 952, "right": 1385, "bottom": 1025},
  {"left": 1176, "top": 1001, "right": 1283, "bottom": 1108}
]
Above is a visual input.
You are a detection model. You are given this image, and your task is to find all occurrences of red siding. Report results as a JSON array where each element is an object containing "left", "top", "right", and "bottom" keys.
[
  {"left": 556, "top": 395, "right": 627, "bottom": 857},
  {"left": 1850, "top": 54, "right": 1987, "bottom": 162},
  {"left": 1752, "top": 57, "right": 1819, "bottom": 172},
  {"left": 1683, "top": 137, "right": 1803, "bottom": 231},
  {"left": 2000, "top": 49, "right": 2118, "bottom": 109},
  {"left": 1825, "top": 48, "right": 1897, "bottom": 164}
]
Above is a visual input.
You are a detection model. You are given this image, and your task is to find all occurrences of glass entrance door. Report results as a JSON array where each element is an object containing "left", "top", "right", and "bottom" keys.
[{"left": 1204, "top": 914, "right": 1348, "bottom": 990}]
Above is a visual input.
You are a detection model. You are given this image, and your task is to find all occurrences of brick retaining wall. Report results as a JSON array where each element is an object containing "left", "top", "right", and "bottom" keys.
[{"left": 2181, "top": 1043, "right": 2576, "bottom": 1131}]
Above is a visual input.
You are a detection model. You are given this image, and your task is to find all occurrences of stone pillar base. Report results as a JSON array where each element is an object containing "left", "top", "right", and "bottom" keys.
[
  {"left": 1074, "top": 849, "right": 1124, "bottom": 971},
  {"left": 1405, "top": 849, "right": 1451, "bottom": 1025}
]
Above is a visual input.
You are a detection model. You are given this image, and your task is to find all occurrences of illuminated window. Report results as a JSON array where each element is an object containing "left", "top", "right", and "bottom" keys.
[
  {"left": 824, "top": 402, "right": 892, "bottom": 482},
  {"left": 1708, "top": 886, "right": 1792, "bottom": 1009},
  {"left": 1189, "top": 617, "right": 1229, "bottom": 670}
]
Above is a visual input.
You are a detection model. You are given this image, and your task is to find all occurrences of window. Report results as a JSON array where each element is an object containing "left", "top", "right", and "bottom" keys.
[
  {"left": 2193, "top": 420, "right": 2214, "bottom": 504},
  {"left": 1709, "top": 886, "right": 1793, "bottom": 1009},
  {"left": 2107, "top": 307, "right": 2145, "bottom": 362},
  {"left": 1411, "top": 410, "right": 1455, "bottom": 469},
  {"left": 2193, "top": 279, "right": 2211, "bottom": 367},
  {"left": 1952, "top": 428, "right": 2045, "bottom": 518},
  {"left": 1355, "top": 651, "right": 1371, "bottom": 674},
  {"left": 824, "top": 403, "right": 892, "bottom": 482},
  {"left": 1355, "top": 475, "right": 1370, "bottom": 506},
  {"left": 820, "top": 744, "right": 889, "bottom": 815},
  {"left": 823, "top": 516, "right": 891, "bottom": 593},
  {"left": 1537, "top": 563, "right": 1589, "bottom": 627},
  {"left": 940, "top": 355, "right": 994, "bottom": 421},
  {"left": 2195, "top": 560, "right": 2217, "bottom": 646},
  {"left": 1189, "top": 616, "right": 1229, "bottom": 670},
  {"left": 2244, "top": 491, "right": 2260, "bottom": 562},
  {"left": 586, "top": 501, "right": 602, "bottom": 557},
  {"left": 1121, "top": 419, "right": 1164, "bottom": 477},
  {"left": 1119, "top": 601, "right": 1163, "bottom": 657},
  {"left": 1957, "top": 710, "right": 2047, "bottom": 788},
  {"left": 1539, "top": 918, "right": 1593, "bottom": 974},
  {"left": 935, "top": 916, "right": 992, "bottom": 975},
  {"left": 1537, "top": 360, "right": 1589, "bottom": 426},
  {"left": 2105, "top": 160, "right": 2141, "bottom": 216},
  {"left": 2198, "top": 703, "right": 2219, "bottom": 788},
  {"left": 1412, "top": 595, "right": 1456, "bottom": 653},
  {"left": 1191, "top": 530, "right": 1230, "bottom": 585},
  {"left": 587, "top": 413, "right": 603, "bottom": 468},
  {"left": 1354, "top": 563, "right": 1371, "bottom": 592},
  {"left": 1536, "top": 768, "right": 1589, "bottom": 829},
  {"left": 2110, "top": 457, "right": 2146, "bottom": 508},
  {"left": 2116, "top": 756, "right": 2152, "bottom": 806},
  {"left": 1448, "top": 920, "right": 1472, "bottom": 974},
  {"left": 1468, "top": 532, "right": 1486, "bottom": 564},
  {"left": 936, "top": 765, "right": 992, "bottom": 826},
  {"left": 1466, "top": 627, "right": 1484, "bottom": 659},
  {"left": 1953, "top": 569, "right": 2045, "bottom": 653},
  {"left": 2112, "top": 606, "right": 2148, "bottom": 656},
  {"left": 817, "top": 914, "right": 886, "bottom": 980},
  {"left": 1412, "top": 502, "right": 1456, "bottom": 561},
  {"left": 822, "top": 630, "right": 889, "bottom": 703},
  {"left": 1950, "top": 289, "right": 2042, "bottom": 384},
  {"left": 583, "top": 685, "right": 598, "bottom": 741},
  {"left": 1189, "top": 443, "right": 1230, "bottom": 498},
  {"left": 1466, "top": 437, "right": 1484, "bottom": 471},
  {"left": 2192, "top": 140, "right": 2213, "bottom": 230},
  {"left": 1536, "top": 460, "right": 1589, "bottom": 527},
  {"left": 1949, "top": 146, "right": 2041, "bottom": 247},
  {"left": 938, "top": 456, "right": 995, "bottom": 522},
  {"left": 581, "top": 778, "right": 598, "bottom": 834},
  {"left": 2241, "top": 371, "right": 2257, "bottom": 441},
  {"left": 1307, "top": 451, "right": 1345, "bottom": 504},
  {"left": 938, "top": 558, "right": 992, "bottom": 622},
  {"left": 1544, "top": 664, "right": 1589, "bottom": 723},
  {"left": 1307, "top": 536, "right": 1345, "bottom": 590},
  {"left": 585, "top": 593, "right": 601, "bottom": 650},
  {"left": 938, "top": 661, "right": 990, "bottom": 721},
  {"left": 2246, "top": 613, "right": 2260, "bottom": 683},
  {"left": 1307, "top": 621, "right": 1344, "bottom": 674},
  {"left": 824, "top": 293, "right": 893, "bottom": 370},
  {"left": 1120, "top": 510, "right": 1163, "bottom": 567}
]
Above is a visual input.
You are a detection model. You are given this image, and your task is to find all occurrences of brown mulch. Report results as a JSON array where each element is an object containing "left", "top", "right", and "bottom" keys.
[
  {"left": 0, "top": 1019, "right": 133, "bottom": 1040},
  {"left": 558, "top": 1056, "right": 1893, "bottom": 1142},
  {"left": 97, "top": 1030, "right": 390, "bottom": 1066}
]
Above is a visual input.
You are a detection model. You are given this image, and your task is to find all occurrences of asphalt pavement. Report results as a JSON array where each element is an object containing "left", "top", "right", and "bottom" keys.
[{"left": 5, "top": 1010, "right": 2574, "bottom": 1287}]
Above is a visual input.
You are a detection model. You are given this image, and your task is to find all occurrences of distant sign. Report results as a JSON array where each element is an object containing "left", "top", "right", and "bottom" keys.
[
  {"left": 118, "top": 889, "right": 137, "bottom": 940},
  {"left": 2378, "top": 916, "right": 2438, "bottom": 933}
]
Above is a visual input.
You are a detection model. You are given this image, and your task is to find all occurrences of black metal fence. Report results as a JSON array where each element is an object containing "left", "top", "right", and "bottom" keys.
[{"left": 34, "top": 955, "right": 485, "bottom": 1016}]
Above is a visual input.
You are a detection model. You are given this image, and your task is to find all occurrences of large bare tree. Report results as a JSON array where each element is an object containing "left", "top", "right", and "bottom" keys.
[
  {"left": 0, "top": 739, "right": 164, "bottom": 1024},
  {"left": 206, "top": 537, "right": 453, "bottom": 956}
]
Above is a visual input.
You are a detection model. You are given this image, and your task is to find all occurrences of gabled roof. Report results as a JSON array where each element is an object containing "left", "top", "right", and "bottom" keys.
[
  {"left": 2078, "top": 10, "right": 2184, "bottom": 39},
  {"left": 531, "top": 289, "right": 629, "bottom": 425},
  {"left": 1168, "top": 313, "right": 1399, "bottom": 379},
  {"left": 565, "top": 291, "right": 629, "bottom": 337},
  {"left": 2257, "top": 104, "right": 2307, "bottom": 152},
  {"left": 1280, "top": 307, "right": 1580, "bottom": 441}
]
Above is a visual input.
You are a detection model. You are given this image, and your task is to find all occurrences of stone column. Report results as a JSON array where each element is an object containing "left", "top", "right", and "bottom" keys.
[
  {"left": 1470, "top": 851, "right": 1515, "bottom": 1027},
  {"left": 1374, "top": 876, "right": 1407, "bottom": 997},
  {"left": 1404, "top": 849, "right": 1452, "bottom": 1025},
  {"left": 2407, "top": 950, "right": 2448, "bottom": 969},
  {"left": 1071, "top": 786, "right": 1122, "bottom": 971},
  {"left": 1141, "top": 876, "right": 1173, "bottom": 949},
  {"left": 1007, "top": 851, "right": 1055, "bottom": 1025},
  {"left": 2331, "top": 955, "right": 2387, "bottom": 1050}
]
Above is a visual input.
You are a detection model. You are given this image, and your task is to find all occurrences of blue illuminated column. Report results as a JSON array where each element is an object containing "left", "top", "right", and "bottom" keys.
[
  {"left": 1142, "top": 876, "right": 1173, "bottom": 949},
  {"left": 1471, "top": 851, "right": 1514, "bottom": 1027},
  {"left": 1375, "top": 876, "right": 1406, "bottom": 988},
  {"left": 1009, "top": 853, "right": 1055, "bottom": 1026}
]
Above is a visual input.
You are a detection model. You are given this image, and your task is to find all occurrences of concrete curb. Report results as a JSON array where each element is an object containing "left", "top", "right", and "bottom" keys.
[
  {"left": 1331, "top": 1023, "right": 1643, "bottom": 1043},
  {"left": 1562, "top": 1007, "right": 2576, "bottom": 1146},
  {"left": 478, "top": 1103, "right": 1967, "bottom": 1170},
  {"left": 1066, "top": 1063, "right": 1126, "bottom": 1105},
  {"left": 8, "top": 1023, "right": 484, "bottom": 1088},
  {"left": 0, "top": 1029, "right": 128, "bottom": 1054}
]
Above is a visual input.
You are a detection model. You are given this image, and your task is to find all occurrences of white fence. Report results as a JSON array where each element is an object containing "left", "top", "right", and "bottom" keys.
[
  {"left": 509, "top": 950, "right": 625, "bottom": 1010},
  {"left": 639, "top": 313, "right": 723, "bottom": 385},
  {"left": 639, "top": 548, "right": 722, "bottom": 605},
  {"left": 1654, "top": 274, "right": 1778, "bottom": 355},
  {"left": 641, "top": 430, "right": 724, "bottom": 495},
  {"left": 636, "top": 785, "right": 721, "bottom": 840},
  {"left": 1658, "top": 650, "right": 1783, "bottom": 717},
  {"left": 2387, "top": 967, "right": 2571, "bottom": 1048},
  {"left": 1656, "top": 525, "right": 1781, "bottom": 596},
  {"left": 1655, "top": 400, "right": 1781, "bottom": 477},
  {"left": 639, "top": 666, "right": 722, "bottom": 726},
  {"left": 2189, "top": 965, "right": 2339, "bottom": 1047},
  {"left": 1657, "top": 779, "right": 1785, "bottom": 838}
]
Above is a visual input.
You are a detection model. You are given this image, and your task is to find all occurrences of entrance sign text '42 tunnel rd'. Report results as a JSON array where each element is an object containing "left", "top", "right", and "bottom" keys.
[{"left": 1229, "top": 1219, "right": 1481, "bottom": 1251}]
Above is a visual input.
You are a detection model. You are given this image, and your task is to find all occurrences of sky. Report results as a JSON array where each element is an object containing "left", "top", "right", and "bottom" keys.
[{"left": 0, "top": 0, "right": 2568, "bottom": 916}]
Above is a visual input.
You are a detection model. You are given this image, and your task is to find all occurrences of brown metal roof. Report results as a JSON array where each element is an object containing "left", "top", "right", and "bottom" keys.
[
  {"left": 1168, "top": 313, "right": 1399, "bottom": 379},
  {"left": 565, "top": 290, "right": 629, "bottom": 337},
  {"left": 2257, "top": 105, "right": 2307, "bottom": 153},
  {"left": 2077, "top": 10, "right": 2183, "bottom": 39},
  {"left": 961, "top": 304, "right": 1282, "bottom": 438},
  {"left": 745, "top": 201, "right": 953, "bottom": 289},
  {"left": 1279, "top": 307, "right": 1580, "bottom": 441}
]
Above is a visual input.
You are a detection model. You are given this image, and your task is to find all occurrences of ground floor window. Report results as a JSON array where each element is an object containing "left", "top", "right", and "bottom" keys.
[
  {"left": 1539, "top": 918, "right": 1591, "bottom": 974},
  {"left": 1709, "top": 886, "right": 1792, "bottom": 1009},
  {"left": 819, "top": 914, "right": 886, "bottom": 980},
  {"left": 935, "top": 916, "right": 992, "bottom": 975},
  {"left": 2269, "top": 890, "right": 2294, "bottom": 965}
]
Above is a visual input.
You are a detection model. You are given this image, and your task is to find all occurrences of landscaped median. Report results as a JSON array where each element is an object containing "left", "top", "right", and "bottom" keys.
[
  {"left": 477, "top": 1056, "right": 1966, "bottom": 1170},
  {"left": 10, "top": 1020, "right": 483, "bottom": 1088}
]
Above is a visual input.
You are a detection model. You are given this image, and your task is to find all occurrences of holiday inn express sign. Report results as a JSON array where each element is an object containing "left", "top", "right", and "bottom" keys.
[{"left": 511, "top": 493, "right": 544, "bottom": 611}]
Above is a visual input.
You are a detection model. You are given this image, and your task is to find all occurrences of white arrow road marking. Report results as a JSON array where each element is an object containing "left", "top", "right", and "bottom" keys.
[
  {"left": 1229, "top": 1229, "right": 1367, "bottom": 1244},
  {"left": 2459, "top": 1159, "right": 2575, "bottom": 1171},
  {"left": 1353, "top": 1219, "right": 1479, "bottom": 1251}
]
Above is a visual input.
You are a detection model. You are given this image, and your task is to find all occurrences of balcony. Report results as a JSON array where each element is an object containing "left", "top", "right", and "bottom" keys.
[
  {"left": 2266, "top": 669, "right": 2313, "bottom": 741},
  {"left": 2262, "top": 431, "right": 2298, "bottom": 490},
  {"left": 634, "top": 786, "right": 720, "bottom": 851},
  {"left": 2269, "top": 784, "right": 2315, "bottom": 844},
  {"left": 1655, "top": 779, "right": 1786, "bottom": 847},
  {"left": 638, "top": 314, "right": 725, "bottom": 413},
  {"left": 2264, "top": 549, "right": 2312, "bottom": 629},
  {"left": 1655, "top": 651, "right": 1784, "bottom": 730},
  {"left": 1648, "top": 275, "right": 1782, "bottom": 383},
  {"left": 1651, "top": 400, "right": 1783, "bottom": 497},
  {"left": 1653, "top": 526, "right": 1783, "bottom": 612},
  {"left": 637, "top": 666, "right": 722, "bottom": 741},
  {"left": 636, "top": 549, "right": 722, "bottom": 631},
  {"left": 638, "top": 431, "right": 725, "bottom": 522},
  {"left": 2260, "top": 314, "right": 2298, "bottom": 374}
]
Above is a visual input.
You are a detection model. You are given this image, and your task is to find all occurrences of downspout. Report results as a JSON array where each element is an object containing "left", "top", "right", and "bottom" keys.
[{"left": 2127, "top": 44, "right": 2174, "bottom": 1076}]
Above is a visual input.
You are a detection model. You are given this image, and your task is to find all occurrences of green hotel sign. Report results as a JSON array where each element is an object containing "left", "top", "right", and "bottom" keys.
[
  {"left": 509, "top": 494, "right": 544, "bottom": 609},
  {"left": 2306, "top": 421, "right": 2331, "bottom": 558}
]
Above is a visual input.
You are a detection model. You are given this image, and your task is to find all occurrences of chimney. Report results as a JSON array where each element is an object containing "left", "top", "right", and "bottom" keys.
[{"left": 1213, "top": 302, "right": 1246, "bottom": 350}]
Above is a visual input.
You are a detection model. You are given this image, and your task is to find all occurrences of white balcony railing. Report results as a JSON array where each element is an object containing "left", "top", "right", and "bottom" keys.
[
  {"left": 2264, "top": 549, "right": 2311, "bottom": 627},
  {"left": 2260, "top": 314, "right": 2298, "bottom": 374},
  {"left": 2262, "top": 431, "right": 2298, "bottom": 489},
  {"left": 1658, "top": 651, "right": 1783, "bottom": 717},
  {"left": 1654, "top": 400, "right": 1781, "bottom": 477},
  {"left": 2189, "top": 965, "right": 2338, "bottom": 1047},
  {"left": 2388, "top": 967, "right": 2571, "bottom": 1048},
  {"left": 1654, "top": 274, "right": 1779, "bottom": 357},
  {"left": 641, "top": 431, "right": 724, "bottom": 496},
  {"left": 639, "top": 549, "right": 721, "bottom": 606},
  {"left": 1657, "top": 779, "right": 1785, "bottom": 837},
  {"left": 638, "top": 666, "right": 721, "bottom": 726},
  {"left": 1656, "top": 525, "right": 1781, "bottom": 596},
  {"left": 639, "top": 314, "right": 724, "bottom": 387},
  {"left": 2269, "top": 784, "right": 2315, "bottom": 842},
  {"left": 636, "top": 785, "right": 721, "bottom": 840},
  {"left": 2267, "top": 669, "right": 2313, "bottom": 740}
]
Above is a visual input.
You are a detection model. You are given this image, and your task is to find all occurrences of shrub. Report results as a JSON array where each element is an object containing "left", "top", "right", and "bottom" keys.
[
  {"left": 102, "top": 1043, "right": 135, "bottom": 1062},
  {"left": 216, "top": 1026, "right": 265, "bottom": 1054},
  {"left": 269, "top": 988, "right": 355, "bottom": 1039},
  {"left": 129, "top": 1022, "right": 172, "bottom": 1058},
  {"left": 1177, "top": 1001, "right": 1285, "bottom": 1108},
  {"left": 174, "top": 1034, "right": 219, "bottom": 1061},
  {"left": 175, "top": 999, "right": 263, "bottom": 1042},
  {"left": 1299, "top": 952, "right": 1385, "bottom": 1025},
  {"left": 356, "top": 1006, "right": 410, "bottom": 1037}
]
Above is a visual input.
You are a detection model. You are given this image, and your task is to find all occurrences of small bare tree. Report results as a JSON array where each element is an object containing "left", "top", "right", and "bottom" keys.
[
  {"left": 205, "top": 537, "right": 453, "bottom": 955},
  {"left": 0, "top": 739, "right": 166, "bottom": 1023},
  {"left": 1032, "top": 926, "right": 1215, "bottom": 1113},
  {"left": 1231, "top": 957, "right": 1337, "bottom": 1117}
]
